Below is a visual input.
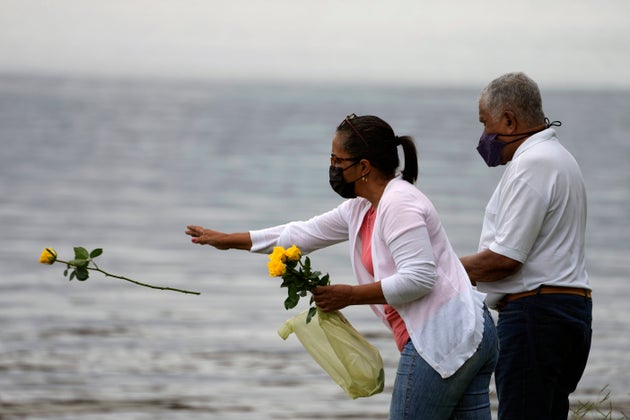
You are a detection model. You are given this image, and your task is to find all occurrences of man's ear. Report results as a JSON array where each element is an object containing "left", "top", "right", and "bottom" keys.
[{"left": 502, "top": 110, "right": 517, "bottom": 134}]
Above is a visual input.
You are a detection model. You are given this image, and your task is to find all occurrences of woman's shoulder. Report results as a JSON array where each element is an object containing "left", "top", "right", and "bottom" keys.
[
  {"left": 381, "top": 178, "right": 434, "bottom": 212},
  {"left": 335, "top": 196, "right": 372, "bottom": 217},
  {"left": 383, "top": 178, "right": 426, "bottom": 200}
]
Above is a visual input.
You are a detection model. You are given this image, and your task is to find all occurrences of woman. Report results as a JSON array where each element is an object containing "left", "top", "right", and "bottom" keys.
[{"left": 186, "top": 114, "right": 498, "bottom": 419}]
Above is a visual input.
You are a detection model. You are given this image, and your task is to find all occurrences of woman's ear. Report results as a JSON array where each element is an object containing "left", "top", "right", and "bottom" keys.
[{"left": 359, "top": 159, "right": 372, "bottom": 177}]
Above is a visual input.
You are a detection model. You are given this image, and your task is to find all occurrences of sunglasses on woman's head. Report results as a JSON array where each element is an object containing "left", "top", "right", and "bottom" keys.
[{"left": 339, "top": 113, "right": 369, "bottom": 150}]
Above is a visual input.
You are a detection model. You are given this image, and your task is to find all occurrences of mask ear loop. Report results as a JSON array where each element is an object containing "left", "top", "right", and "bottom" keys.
[
  {"left": 545, "top": 118, "right": 562, "bottom": 128},
  {"left": 500, "top": 118, "right": 562, "bottom": 140}
]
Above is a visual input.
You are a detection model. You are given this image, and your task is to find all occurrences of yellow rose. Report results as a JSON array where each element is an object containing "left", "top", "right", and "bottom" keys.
[
  {"left": 284, "top": 245, "right": 301, "bottom": 262},
  {"left": 39, "top": 248, "right": 57, "bottom": 265},
  {"left": 268, "top": 259, "right": 287, "bottom": 277},
  {"left": 269, "top": 246, "right": 287, "bottom": 262}
]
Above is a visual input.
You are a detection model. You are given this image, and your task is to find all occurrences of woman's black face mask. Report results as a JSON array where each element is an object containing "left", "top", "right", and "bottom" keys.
[{"left": 329, "top": 161, "right": 361, "bottom": 198}]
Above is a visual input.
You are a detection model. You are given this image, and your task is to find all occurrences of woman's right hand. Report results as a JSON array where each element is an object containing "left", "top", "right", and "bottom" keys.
[
  {"left": 185, "top": 225, "right": 229, "bottom": 249},
  {"left": 185, "top": 225, "right": 252, "bottom": 250}
]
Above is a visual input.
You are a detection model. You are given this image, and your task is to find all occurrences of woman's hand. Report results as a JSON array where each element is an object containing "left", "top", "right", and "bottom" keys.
[
  {"left": 311, "top": 284, "right": 354, "bottom": 312},
  {"left": 185, "top": 225, "right": 228, "bottom": 248},
  {"left": 185, "top": 225, "right": 253, "bottom": 250},
  {"left": 312, "top": 282, "right": 387, "bottom": 312}
]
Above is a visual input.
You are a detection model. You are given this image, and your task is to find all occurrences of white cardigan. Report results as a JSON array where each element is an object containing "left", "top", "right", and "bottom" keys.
[{"left": 250, "top": 177, "right": 486, "bottom": 378}]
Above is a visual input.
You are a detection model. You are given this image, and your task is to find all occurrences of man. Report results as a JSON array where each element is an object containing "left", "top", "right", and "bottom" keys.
[{"left": 460, "top": 72, "right": 592, "bottom": 420}]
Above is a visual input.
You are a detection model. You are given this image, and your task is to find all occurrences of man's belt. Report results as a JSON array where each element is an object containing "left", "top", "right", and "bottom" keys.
[{"left": 497, "top": 285, "right": 591, "bottom": 311}]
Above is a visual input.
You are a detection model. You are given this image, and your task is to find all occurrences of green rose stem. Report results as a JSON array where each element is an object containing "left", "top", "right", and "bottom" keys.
[{"left": 56, "top": 257, "right": 201, "bottom": 295}]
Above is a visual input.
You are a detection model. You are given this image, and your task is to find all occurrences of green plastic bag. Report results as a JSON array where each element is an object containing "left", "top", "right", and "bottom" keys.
[{"left": 278, "top": 308, "right": 385, "bottom": 399}]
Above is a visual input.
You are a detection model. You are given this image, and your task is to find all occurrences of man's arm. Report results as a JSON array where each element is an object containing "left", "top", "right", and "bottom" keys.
[{"left": 460, "top": 249, "right": 522, "bottom": 285}]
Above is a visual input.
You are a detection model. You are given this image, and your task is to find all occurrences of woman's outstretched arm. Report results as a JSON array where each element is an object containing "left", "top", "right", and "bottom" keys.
[{"left": 185, "top": 225, "right": 252, "bottom": 250}]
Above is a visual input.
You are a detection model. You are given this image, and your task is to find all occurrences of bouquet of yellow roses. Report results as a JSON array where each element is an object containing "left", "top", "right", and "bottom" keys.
[{"left": 267, "top": 245, "right": 329, "bottom": 323}]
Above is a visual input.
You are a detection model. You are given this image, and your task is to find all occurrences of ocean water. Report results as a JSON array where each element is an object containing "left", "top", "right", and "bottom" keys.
[{"left": 0, "top": 74, "right": 628, "bottom": 419}]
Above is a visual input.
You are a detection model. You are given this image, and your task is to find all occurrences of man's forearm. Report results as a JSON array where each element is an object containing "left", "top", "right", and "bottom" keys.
[{"left": 460, "top": 249, "right": 522, "bottom": 285}]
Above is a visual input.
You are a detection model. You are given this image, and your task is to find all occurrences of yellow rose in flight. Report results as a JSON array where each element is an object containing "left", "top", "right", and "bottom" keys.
[
  {"left": 39, "top": 246, "right": 200, "bottom": 295},
  {"left": 39, "top": 248, "right": 57, "bottom": 265}
]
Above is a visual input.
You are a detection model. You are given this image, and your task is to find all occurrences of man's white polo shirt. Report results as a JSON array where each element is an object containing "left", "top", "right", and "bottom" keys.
[{"left": 476, "top": 128, "right": 590, "bottom": 308}]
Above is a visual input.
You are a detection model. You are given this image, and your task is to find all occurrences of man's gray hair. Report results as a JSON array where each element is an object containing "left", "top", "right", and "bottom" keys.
[{"left": 479, "top": 72, "right": 546, "bottom": 126}]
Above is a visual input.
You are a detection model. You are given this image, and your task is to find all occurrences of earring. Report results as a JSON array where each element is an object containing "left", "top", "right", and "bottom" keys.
[{"left": 362, "top": 176, "right": 367, "bottom": 183}]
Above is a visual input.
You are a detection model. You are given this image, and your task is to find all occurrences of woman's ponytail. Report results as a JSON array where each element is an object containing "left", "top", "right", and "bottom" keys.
[{"left": 396, "top": 135, "right": 418, "bottom": 184}]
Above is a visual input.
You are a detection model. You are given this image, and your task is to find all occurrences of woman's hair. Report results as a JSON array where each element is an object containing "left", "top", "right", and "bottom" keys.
[
  {"left": 336, "top": 114, "right": 418, "bottom": 184},
  {"left": 479, "top": 72, "right": 546, "bottom": 126}
]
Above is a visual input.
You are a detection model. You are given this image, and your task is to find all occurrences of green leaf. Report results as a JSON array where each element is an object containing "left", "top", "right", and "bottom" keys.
[
  {"left": 69, "top": 271, "right": 76, "bottom": 281},
  {"left": 90, "top": 248, "right": 103, "bottom": 258},
  {"left": 284, "top": 294, "right": 299, "bottom": 310},
  {"left": 69, "top": 259, "right": 89, "bottom": 269},
  {"left": 320, "top": 274, "right": 330, "bottom": 286},
  {"left": 63, "top": 269, "right": 69, "bottom": 277},
  {"left": 74, "top": 247, "right": 89, "bottom": 260},
  {"left": 306, "top": 307, "right": 317, "bottom": 324},
  {"left": 76, "top": 268, "right": 89, "bottom": 281},
  {"left": 284, "top": 285, "right": 299, "bottom": 309}
]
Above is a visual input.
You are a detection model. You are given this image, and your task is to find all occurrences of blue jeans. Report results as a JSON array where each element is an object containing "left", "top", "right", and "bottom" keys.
[
  {"left": 390, "top": 307, "right": 498, "bottom": 420},
  {"left": 495, "top": 294, "right": 592, "bottom": 420}
]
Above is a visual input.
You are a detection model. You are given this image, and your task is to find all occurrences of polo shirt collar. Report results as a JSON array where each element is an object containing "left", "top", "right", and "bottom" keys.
[{"left": 513, "top": 127, "right": 557, "bottom": 160}]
